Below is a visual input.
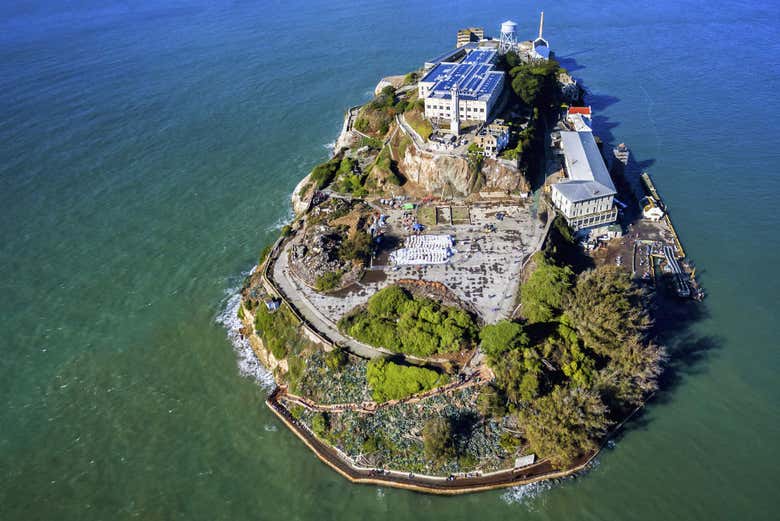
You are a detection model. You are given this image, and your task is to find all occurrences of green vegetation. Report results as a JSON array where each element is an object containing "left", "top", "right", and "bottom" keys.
[
  {"left": 355, "top": 86, "right": 408, "bottom": 137},
  {"left": 339, "top": 286, "right": 478, "bottom": 357},
  {"left": 365, "top": 358, "right": 449, "bottom": 402},
  {"left": 254, "top": 303, "right": 306, "bottom": 360},
  {"left": 315, "top": 270, "right": 343, "bottom": 292},
  {"left": 324, "top": 345, "right": 348, "bottom": 371},
  {"left": 422, "top": 416, "right": 455, "bottom": 463},
  {"left": 258, "top": 244, "right": 272, "bottom": 266},
  {"left": 403, "top": 71, "right": 419, "bottom": 85},
  {"left": 371, "top": 146, "right": 403, "bottom": 186},
  {"left": 566, "top": 266, "right": 651, "bottom": 357},
  {"left": 359, "top": 136, "right": 383, "bottom": 150},
  {"left": 311, "top": 412, "right": 330, "bottom": 437},
  {"left": 310, "top": 156, "right": 342, "bottom": 190},
  {"left": 496, "top": 52, "right": 566, "bottom": 176},
  {"left": 518, "top": 386, "right": 609, "bottom": 468},
  {"left": 338, "top": 230, "right": 374, "bottom": 264},
  {"left": 481, "top": 234, "right": 663, "bottom": 468},
  {"left": 405, "top": 108, "right": 433, "bottom": 141},
  {"left": 333, "top": 156, "right": 369, "bottom": 196},
  {"left": 520, "top": 252, "right": 574, "bottom": 322}
]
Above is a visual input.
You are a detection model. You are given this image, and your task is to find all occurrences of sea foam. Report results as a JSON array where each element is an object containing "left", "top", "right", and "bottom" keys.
[
  {"left": 501, "top": 457, "right": 600, "bottom": 507},
  {"left": 217, "top": 285, "right": 275, "bottom": 392}
]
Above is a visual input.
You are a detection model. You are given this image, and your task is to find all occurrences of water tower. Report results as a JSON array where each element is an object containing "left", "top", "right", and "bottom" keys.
[{"left": 498, "top": 20, "right": 517, "bottom": 54}]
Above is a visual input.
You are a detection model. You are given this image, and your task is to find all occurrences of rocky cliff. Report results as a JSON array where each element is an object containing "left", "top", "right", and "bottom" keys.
[{"left": 398, "top": 145, "right": 529, "bottom": 197}]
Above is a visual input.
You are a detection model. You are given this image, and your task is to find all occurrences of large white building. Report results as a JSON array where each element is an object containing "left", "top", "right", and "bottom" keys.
[
  {"left": 418, "top": 49, "right": 505, "bottom": 125},
  {"left": 551, "top": 131, "right": 618, "bottom": 231}
]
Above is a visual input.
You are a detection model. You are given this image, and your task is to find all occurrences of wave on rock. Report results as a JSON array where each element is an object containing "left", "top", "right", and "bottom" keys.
[{"left": 217, "top": 285, "right": 275, "bottom": 393}]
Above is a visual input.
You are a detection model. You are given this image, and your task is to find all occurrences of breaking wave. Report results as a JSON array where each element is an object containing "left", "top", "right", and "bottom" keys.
[
  {"left": 501, "top": 480, "right": 554, "bottom": 507},
  {"left": 265, "top": 209, "right": 294, "bottom": 234},
  {"left": 216, "top": 283, "right": 275, "bottom": 392},
  {"left": 501, "top": 457, "right": 601, "bottom": 507}
]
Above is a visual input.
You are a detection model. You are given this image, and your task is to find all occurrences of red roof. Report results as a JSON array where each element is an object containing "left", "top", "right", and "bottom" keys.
[{"left": 568, "top": 106, "right": 591, "bottom": 115}]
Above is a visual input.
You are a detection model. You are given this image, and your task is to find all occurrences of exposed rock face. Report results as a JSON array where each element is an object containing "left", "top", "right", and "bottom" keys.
[
  {"left": 291, "top": 172, "right": 312, "bottom": 216},
  {"left": 398, "top": 145, "right": 529, "bottom": 197},
  {"left": 482, "top": 158, "right": 531, "bottom": 193}
]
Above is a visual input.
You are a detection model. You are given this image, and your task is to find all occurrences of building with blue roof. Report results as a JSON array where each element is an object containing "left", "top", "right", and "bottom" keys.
[{"left": 417, "top": 47, "right": 505, "bottom": 125}]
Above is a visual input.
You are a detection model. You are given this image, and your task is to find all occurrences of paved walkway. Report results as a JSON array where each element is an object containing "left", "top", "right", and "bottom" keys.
[{"left": 273, "top": 246, "right": 385, "bottom": 359}]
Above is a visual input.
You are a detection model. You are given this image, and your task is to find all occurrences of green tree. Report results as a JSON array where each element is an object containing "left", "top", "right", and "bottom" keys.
[
  {"left": 476, "top": 384, "right": 508, "bottom": 418},
  {"left": 324, "top": 345, "right": 349, "bottom": 371},
  {"left": 518, "top": 386, "right": 610, "bottom": 469},
  {"left": 311, "top": 412, "right": 330, "bottom": 437},
  {"left": 491, "top": 347, "right": 543, "bottom": 404},
  {"left": 566, "top": 266, "right": 651, "bottom": 356},
  {"left": 521, "top": 253, "right": 574, "bottom": 323},
  {"left": 595, "top": 334, "right": 666, "bottom": 407},
  {"left": 367, "top": 285, "right": 410, "bottom": 316},
  {"left": 479, "top": 320, "right": 529, "bottom": 359},
  {"left": 422, "top": 416, "right": 455, "bottom": 463}
]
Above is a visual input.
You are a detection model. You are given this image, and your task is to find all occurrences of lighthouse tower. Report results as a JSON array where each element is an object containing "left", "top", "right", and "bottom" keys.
[{"left": 450, "top": 85, "right": 460, "bottom": 136}]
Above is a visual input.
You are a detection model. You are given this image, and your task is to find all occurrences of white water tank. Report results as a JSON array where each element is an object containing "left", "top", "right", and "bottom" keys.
[
  {"left": 499, "top": 20, "right": 518, "bottom": 54},
  {"left": 500, "top": 20, "right": 517, "bottom": 34}
]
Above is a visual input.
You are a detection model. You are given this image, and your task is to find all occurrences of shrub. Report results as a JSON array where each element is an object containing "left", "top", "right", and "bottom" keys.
[
  {"left": 479, "top": 320, "right": 529, "bottom": 359},
  {"left": 339, "top": 231, "right": 374, "bottom": 263},
  {"left": 315, "top": 270, "right": 343, "bottom": 292},
  {"left": 339, "top": 286, "right": 478, "bottom": 357},
  {"left": 359, "top": 136, "right": 383, "bottom": 150},
  {"left": 254, "top": 304, "right": 299, "bottom": 359},
  {"left": 422, "top": 416, "right": 455, "bottom": 462},
  {"left": 310, "top": 157, "right": 342, "bottom": 190},
  {"left": 311, "top": 412, "right": 330, "bottom": 437},
  {"left": 324, "top": 346, "right": 348, "bottom": 371},
  {"left": 366, "top": 358, "right": 449, "bottom": 402}
]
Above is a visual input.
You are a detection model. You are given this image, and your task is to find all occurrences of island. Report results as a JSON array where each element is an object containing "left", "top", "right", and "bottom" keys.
[{"left": 235, "top": 15, "right": 702, "bottom": 494}]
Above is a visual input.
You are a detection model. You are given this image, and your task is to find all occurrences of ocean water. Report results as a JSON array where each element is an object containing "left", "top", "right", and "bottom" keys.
[{"left": 1, "top": 1, "right": 778, "bottom": 519}]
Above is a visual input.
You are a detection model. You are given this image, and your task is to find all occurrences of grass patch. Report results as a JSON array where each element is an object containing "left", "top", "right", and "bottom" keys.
[
  {"left": 416, "top": 206, "right": 437, "bottom": 227},
  {"left": 405, "top": 109, "right": 432, "bottom": 141}
]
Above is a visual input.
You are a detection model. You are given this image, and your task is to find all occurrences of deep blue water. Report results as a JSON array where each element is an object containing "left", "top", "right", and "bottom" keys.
[{"left": 1, "top": 1, "right": 779, "bottom": 519}]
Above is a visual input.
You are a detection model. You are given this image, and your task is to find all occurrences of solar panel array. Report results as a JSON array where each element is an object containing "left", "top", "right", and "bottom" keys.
[
  {"left": 461, "top": 49, "right": 496, "bottom": 64},
  {"left": 421, "top": 48, "right": 501, "bottom": 101},
  {"left": 420, "top": 62, "right": 456, "bottom": 84}
]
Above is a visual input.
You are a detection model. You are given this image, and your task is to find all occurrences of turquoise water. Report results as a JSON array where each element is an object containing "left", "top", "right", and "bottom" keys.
[{"left": 1, "top": 1, "right": 778, "bottom": 519}]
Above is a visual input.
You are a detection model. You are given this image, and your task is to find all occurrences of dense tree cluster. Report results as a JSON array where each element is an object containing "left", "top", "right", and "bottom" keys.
[
  {"left": 482, "top": 223, "right": 664, "bottom": 468},
  {"left": 339, "top": 286, "right": 478, "bottom": 357},
  {"left": 366, "top": 358, "right": 449, "bottom": 402},
  {"left": 520, "top": 252, "right": 574, "bottom": 322}
]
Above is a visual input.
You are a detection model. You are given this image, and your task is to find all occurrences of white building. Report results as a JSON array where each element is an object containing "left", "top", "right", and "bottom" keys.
[
  {"left": 551, "top": 131, "right": 618, "bottom": 231},
  {"left": 418, "top": 49, "right": 505, "bottom": 125},
  {"left": 566, "top": 106, "right": 592, "bottom": 132}
]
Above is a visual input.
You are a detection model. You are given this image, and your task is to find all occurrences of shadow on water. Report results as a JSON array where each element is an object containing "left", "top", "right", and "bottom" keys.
[{"left": 556, "top": 48, "right": 598, "bottom": 73}]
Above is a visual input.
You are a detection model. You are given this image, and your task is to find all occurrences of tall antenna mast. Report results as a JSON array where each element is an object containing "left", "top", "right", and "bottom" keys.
[{"left": 538, "top": 11, "right": 544, "bottom": 39}]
